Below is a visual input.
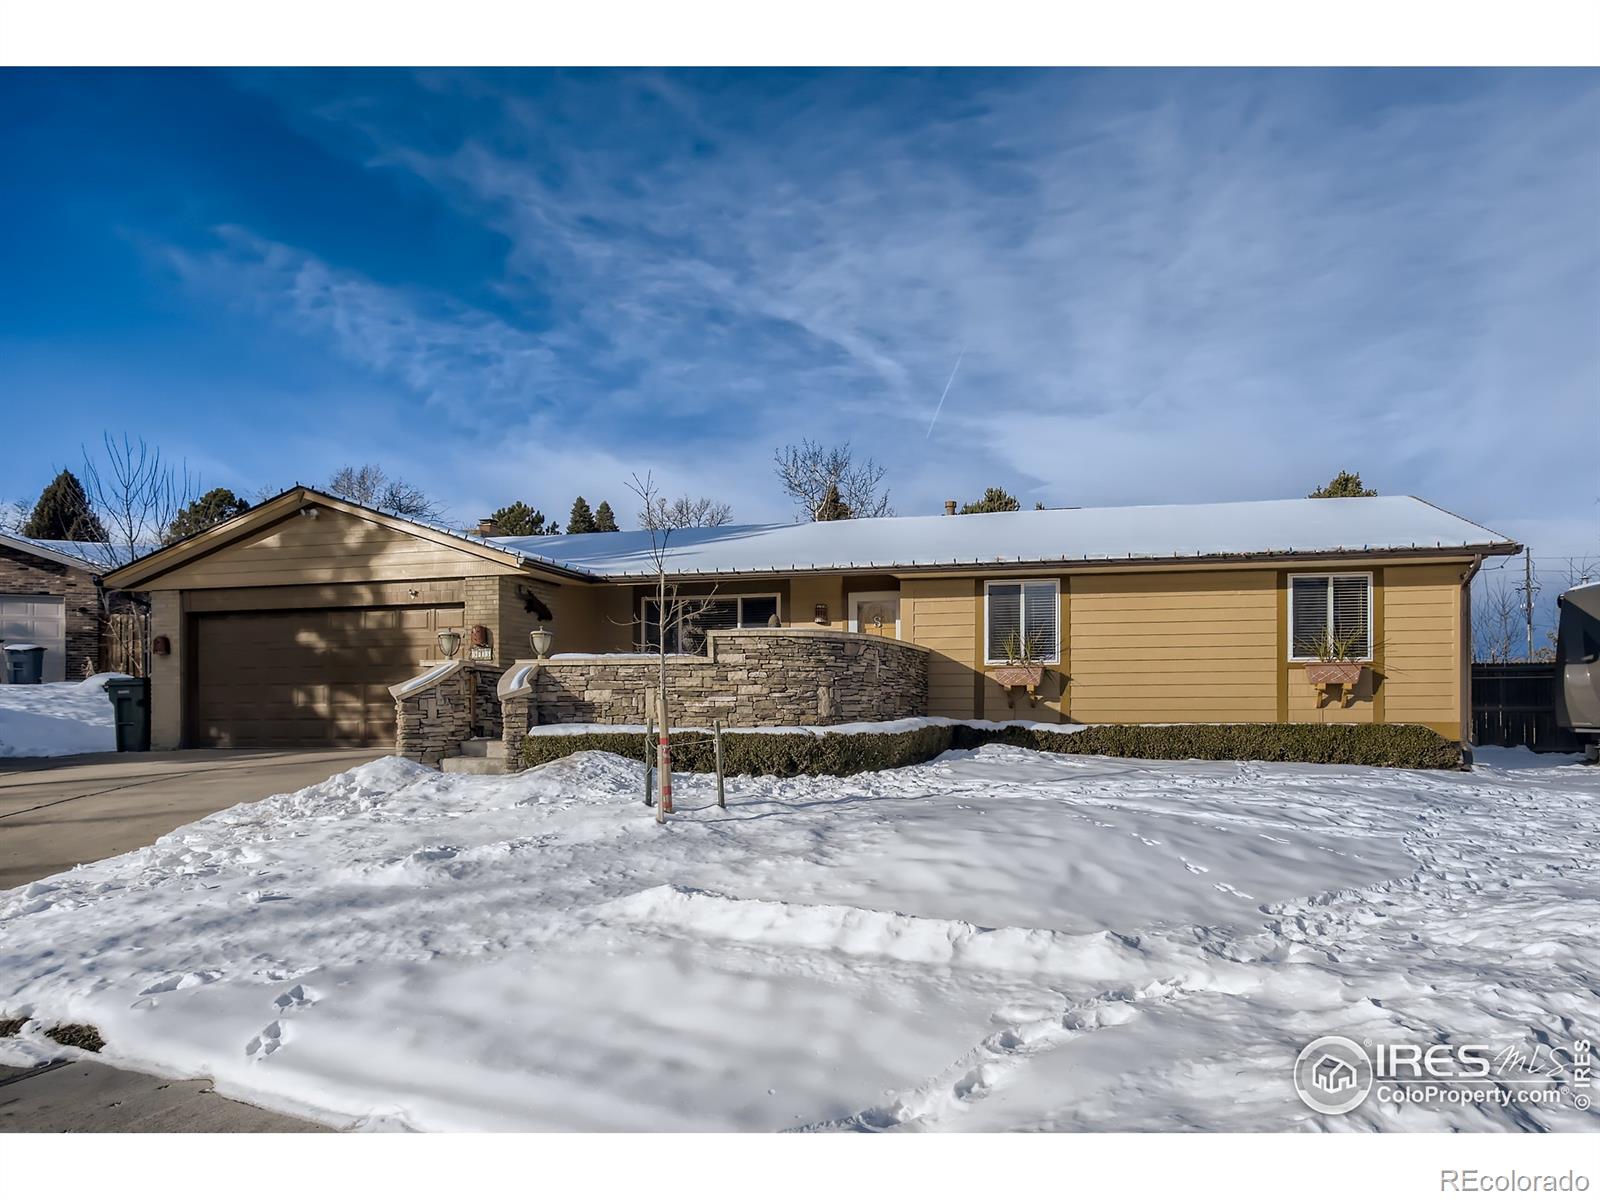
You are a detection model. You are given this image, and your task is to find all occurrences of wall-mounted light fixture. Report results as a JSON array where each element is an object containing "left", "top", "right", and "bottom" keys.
[
  {"left": 436, "top": 629, "right": 462, "bottom": 659},
  {"left": 813, "top": 603, "right": 829, "bottom": 625},
  {"left": 299, "top": 506, "right": 320, "bottom": 520},
  {"left": 152, "top": 635, "right": 171, "bottom": 657}
]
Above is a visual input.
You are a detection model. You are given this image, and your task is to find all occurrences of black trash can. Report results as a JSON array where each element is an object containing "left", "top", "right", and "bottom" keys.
[
  {"left": 104, "top": 676, "right": 151, "bottom": 753},
  {"left": 4, "top": 645, "right": 46, "bottom": 685}
]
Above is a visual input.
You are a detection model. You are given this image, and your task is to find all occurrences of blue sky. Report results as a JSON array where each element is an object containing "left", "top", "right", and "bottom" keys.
[{"left": 3, "top": 68, "right": 1597, "bottom": 569}]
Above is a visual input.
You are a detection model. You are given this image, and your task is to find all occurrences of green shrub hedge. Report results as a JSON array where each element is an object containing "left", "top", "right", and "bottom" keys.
[{"left": 519, "top": 720, "right": 1460, "bottom": 777}]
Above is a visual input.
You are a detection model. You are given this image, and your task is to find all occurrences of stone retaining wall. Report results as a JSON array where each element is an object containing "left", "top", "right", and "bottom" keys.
[
  {"left": 517, "top": 628, "right": 928, "bottom": 729},
  {"left": 392, "top": 661, "right": 502, "bottom": 766}
]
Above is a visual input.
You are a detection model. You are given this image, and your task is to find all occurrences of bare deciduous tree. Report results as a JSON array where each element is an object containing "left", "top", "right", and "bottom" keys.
[
  {"left": 327, "top": 463, "right": 444, "bottom": 522},
  {"left": 625, "top": 472, "right": 724, "bottom": 822},
  {"left": 75, "top": 434, "right": 200, "bottom": 676},
  {"left": 774, "top": 439, "right": 892, "bottom": 521},
  {"left": 637, "top": 493, "right": 733, "bottom": 531},
  {"left": 1472, "top": 572, "right": 1524, "bottom": 663}
]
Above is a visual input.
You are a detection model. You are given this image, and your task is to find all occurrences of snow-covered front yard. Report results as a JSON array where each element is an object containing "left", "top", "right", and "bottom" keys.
[
  {"left": 0, "top": 674, "right": 125, "bottom": 758},
  {"left": 2, "top": 745, "right": 1598, "bottom": 1132}
]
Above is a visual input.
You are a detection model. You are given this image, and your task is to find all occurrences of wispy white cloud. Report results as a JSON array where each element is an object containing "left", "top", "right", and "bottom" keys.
[{"left": 180, "top": 70, "right": 1600, "bottom": 549}]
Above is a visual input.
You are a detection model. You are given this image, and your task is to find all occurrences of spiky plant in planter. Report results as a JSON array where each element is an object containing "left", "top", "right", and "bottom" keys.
[{"left": 1302, "top": 627, "right": 1367, "bottom": 691}]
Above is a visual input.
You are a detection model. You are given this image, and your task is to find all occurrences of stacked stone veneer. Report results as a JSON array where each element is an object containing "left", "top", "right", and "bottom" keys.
[
  {"left": 393, "top": 661, "right": 502, "bottom": 767},
  {"left": 522, "top": 628, "right": 928, "bottom": 729}
]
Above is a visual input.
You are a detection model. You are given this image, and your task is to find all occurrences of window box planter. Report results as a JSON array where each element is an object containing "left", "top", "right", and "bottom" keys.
[
  {"left": 990, "top": 664, "right": 1046, "bottom": 690},
  {"left": 1304, "top": 661, "right": 1363, "bottom": 688}
]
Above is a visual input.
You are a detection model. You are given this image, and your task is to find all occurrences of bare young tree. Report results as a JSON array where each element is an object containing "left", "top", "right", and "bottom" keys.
[
  {"left": 327, "top": 463, "right": 444, "bottom": 522},
  {"left": 774, "top": 439, "right": 893, "bottom": 521},
  {"left": 625, "top": 472, "right": 723, "bottom": 822},
  {"left": 637, "top": 493, "right": 733, "bottom": 531}
]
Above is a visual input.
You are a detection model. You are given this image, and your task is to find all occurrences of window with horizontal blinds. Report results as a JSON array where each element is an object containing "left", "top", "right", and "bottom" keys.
[
  {"left": 985, "top": 580, "right": 1060, "bottom": 664},
  {"left": 1289, "top": 574, "right": 1372, "bottom": 660}
]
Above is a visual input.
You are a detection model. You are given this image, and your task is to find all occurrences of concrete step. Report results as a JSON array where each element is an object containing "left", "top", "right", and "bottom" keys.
[
  {"left": 440, "top": 756, "right": 507, "bottom": 776},
  {"left": 460, "top": 738, "right": 510, "bottom": 760}
]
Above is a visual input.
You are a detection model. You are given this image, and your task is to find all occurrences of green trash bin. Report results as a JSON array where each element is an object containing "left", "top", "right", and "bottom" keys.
[{"left": 104, "top": 677, "right": 151, "bottom": 753}]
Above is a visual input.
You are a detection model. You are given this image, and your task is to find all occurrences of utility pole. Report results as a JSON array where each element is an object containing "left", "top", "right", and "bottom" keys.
[{"left": 1523, "top": 548, "right": 1535, "bottom": 660}]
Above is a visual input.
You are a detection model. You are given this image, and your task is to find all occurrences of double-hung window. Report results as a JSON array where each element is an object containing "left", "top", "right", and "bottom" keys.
[
  {"left": 1288, "top": 574, "right": 1372, "bottom": 661},
  {"left": 984, "top": 580, "right": 1060, "bottom": 665},
  {"left": 641, "top": 594, "right": 780, "bottom": 653}
]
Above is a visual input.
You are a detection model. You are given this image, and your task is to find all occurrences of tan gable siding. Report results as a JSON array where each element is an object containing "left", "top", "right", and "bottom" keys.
[
  {"left": 1068, "top": 570, "right": 1278, "bottom": 722},
  {"left": 1380, "top": 563, "right": 1464, "bottom": 738},
  {"left": 151, "top": 506, "right": 525, "bottom": 590},
  {"left": 902, "top": 577, "right": 978, "bottom": 718}
]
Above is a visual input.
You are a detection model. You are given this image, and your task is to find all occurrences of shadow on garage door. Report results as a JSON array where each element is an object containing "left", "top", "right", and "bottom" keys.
[{"left": 192, "top": 603, "right": 462, "bottom": 747}]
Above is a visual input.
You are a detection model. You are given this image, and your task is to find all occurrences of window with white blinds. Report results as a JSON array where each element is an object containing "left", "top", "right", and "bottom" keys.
[
  {"left": 1289, "top": 574, "right": 1372, "bottom": 660},
  {"left": 985, "top": 580, "right": 1060, "bottom": 664}
]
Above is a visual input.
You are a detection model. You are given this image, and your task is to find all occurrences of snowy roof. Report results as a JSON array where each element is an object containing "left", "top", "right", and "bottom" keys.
[
  {"left": 491, "top": 496, "right": 1518, "bottom": 579},
  {"left": 0, "top": 532, "right": 115, "bottom": 572}
]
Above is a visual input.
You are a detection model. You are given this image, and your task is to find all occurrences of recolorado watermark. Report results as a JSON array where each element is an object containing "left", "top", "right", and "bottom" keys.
[
  {"left": 1439, "top": 1169, "right": 1590, "bottom": 1193},
  {"left": 1292, "top": 1034, "right": 1592, "bottom": 1117}
]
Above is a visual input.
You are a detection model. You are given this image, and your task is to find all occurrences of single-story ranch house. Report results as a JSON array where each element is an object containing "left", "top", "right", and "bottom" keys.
[
  {"left": 101, "top": 486, "right": 1519, "bottom": 753},
  {"left": 1, "top": 532, "right": 107, "bottom": 682}
]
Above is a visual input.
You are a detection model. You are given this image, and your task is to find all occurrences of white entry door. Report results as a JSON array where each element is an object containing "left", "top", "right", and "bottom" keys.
[
  {"left": 0, "top": 594, "right": 67, "bottom": 682},
  {"left": 849, "top": 591, "right": 901, "bottom": 639}
]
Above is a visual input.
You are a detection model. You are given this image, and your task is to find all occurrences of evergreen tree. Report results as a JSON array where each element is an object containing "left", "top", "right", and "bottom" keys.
[
  {"left": 567, "top": 495, "right": 597, "bottom": 534},
  {"left": 163, "top": 487, "right": 251, "bottom": 544},
  {"left": 814, "top": 483, "right": 852, "bottom": 521},
  {"left": 490, "top": 501, "right": 556, "bottom": 536},
  {"left": 960, "top": 486, "right": 1022, "bottom": 514},
  {"left": 593, "top": 500, "right": 619, "bottom": 532},
  {"left": 21, "top": 470, "right": 107, "bottom": 541},
  {"left": 1309, "top": 471, "right": 1378, "bottom": 498}
]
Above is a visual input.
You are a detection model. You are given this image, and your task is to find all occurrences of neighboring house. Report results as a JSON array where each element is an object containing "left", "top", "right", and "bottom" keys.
[
  {"left": 0, "top": 532, "right": 107, "bottom": 682},
  {"left": 103, "top": 486, "right": 1520, "bottom": 751}
]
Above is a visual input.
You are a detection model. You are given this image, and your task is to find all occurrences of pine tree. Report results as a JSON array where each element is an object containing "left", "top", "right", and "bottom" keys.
[
  {"left": 1309, "top": 471, "right": 1378, "bottom": 498},
  {"left": 960, "top": 486, "right": 1022, "bottom": 514},
  {"left": 21, "top": 470, "right": 108, "bottom": 541},
  {"left": 593, "top": 500, "right": 619, "bottom": 532},
  {"left": 491, "top": 501, "right": 554, "bottom": 536},
  {"left": 163, "top": 487, "right": 251, "bottom": 544},
  {"left": 567, "top": 495, "right": 597, "bottom": 534},
  {"left": 814, "top": 483, "right": 852, "bottom": 521}
]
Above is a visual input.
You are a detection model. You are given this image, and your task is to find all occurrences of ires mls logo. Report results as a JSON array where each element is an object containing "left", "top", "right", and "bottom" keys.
[{"left": 1294, "top": 1036, "right": 1374, "bottom": 1115}]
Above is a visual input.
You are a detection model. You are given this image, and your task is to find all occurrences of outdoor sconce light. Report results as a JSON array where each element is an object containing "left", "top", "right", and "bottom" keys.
[
  {"left": 436, "top": 629, "right": 462, "bottom": 659},
  {"left": 470, "top": 624, "right": 491, "bottom": 648},
  {"left": 299, "top": 506, "right": 319, "bottom": 520},
  {"left": 814, "top": 603, "right": 829, "bottom": 625},
  {"left": 529, "top": 626, "right": 554, "bottom": 658},
  {"left": 152, "top": 635, "right": 171, "bottom": 657}
]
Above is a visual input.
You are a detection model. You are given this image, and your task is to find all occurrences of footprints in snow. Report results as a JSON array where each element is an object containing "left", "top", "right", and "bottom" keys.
[
  {"left": 246, "top": 983, "right": 319, "bottom": 1061},
  {"left": 246, "top": 1021, "right": 285, "bottom": 1060}
]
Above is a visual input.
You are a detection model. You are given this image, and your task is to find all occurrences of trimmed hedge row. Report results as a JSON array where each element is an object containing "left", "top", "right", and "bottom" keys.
[{"left": 519, "top": 720, "right": 1461, "bottom": 776}]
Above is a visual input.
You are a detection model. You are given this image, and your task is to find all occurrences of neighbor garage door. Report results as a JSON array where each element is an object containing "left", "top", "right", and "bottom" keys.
[
  {"left": 193, "top": 604, "right": 463, "bottom": 747},
  {"left": 0, "top": 594, "right": 67, "bottom": 683}
]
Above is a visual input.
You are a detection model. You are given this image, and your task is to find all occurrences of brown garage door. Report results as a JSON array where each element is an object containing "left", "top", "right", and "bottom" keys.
[{"left": 193, "top": 604, "right": 463, "bottom": 747}]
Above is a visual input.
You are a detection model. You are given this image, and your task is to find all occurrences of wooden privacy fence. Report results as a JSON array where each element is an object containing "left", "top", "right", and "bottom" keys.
[{"left": 1470, "top": 663, "right": 1582, "bottom": 752}]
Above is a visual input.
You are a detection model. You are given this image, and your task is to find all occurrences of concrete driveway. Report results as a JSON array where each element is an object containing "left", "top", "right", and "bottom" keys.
[{"left": 0, "top": 748, "right": 384, "bottom": 891}]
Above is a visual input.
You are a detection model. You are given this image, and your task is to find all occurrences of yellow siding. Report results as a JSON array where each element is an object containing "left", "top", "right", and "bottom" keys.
[
  {"left": 790, "top": 575, "right": 847, "bottom": 631},
  {"left": 1068, "top": 571, "right": 1278, "bottom": 723},
  {"left": 153, "top": 506, "right": 524, "bottom": 589},
  {"left": 1381, "top": 563, "right": 1465, "bottom": 738},
  {"left": 902, "top": 577, "right": 977, "bottom": 719}
]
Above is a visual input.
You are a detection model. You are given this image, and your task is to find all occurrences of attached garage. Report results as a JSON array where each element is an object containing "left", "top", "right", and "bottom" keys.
[
  {"left": 192, "top": 603, "right": 462, "bottom": 747},
  {"left": 101, "top": 488, "right": 594, "bottom": 752}
]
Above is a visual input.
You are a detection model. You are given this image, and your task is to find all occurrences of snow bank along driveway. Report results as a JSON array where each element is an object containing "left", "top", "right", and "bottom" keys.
[
  {"left": 0, "top": 673, "right": 125, "bottom": 758},
  {"left": 2, "top": 746, "right": 1597, "bottom": 1132}
]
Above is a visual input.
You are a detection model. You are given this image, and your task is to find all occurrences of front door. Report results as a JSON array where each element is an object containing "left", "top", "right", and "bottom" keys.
[{"left": 851, "top": 593, "right": 900, "bottom": 640}]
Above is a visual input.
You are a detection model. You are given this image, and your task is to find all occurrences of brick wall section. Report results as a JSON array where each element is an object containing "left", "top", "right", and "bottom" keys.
[
  {"left": 526, "top": 628, "right": 928, "bottom": 728},
  {"left": 394, "top": 662, "right": 503, "bottom": 766},
  {"left": 0, "top": 547, "right": 102, "bottom": 679}
]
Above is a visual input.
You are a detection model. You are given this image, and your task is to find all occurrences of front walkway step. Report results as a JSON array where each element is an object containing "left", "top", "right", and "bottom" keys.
[
  {"left": 459, "top": 738, "right": 510, "bottom": 761},
  {"left": 440, "top": 756, "right": 507, "bottom": 776}
]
